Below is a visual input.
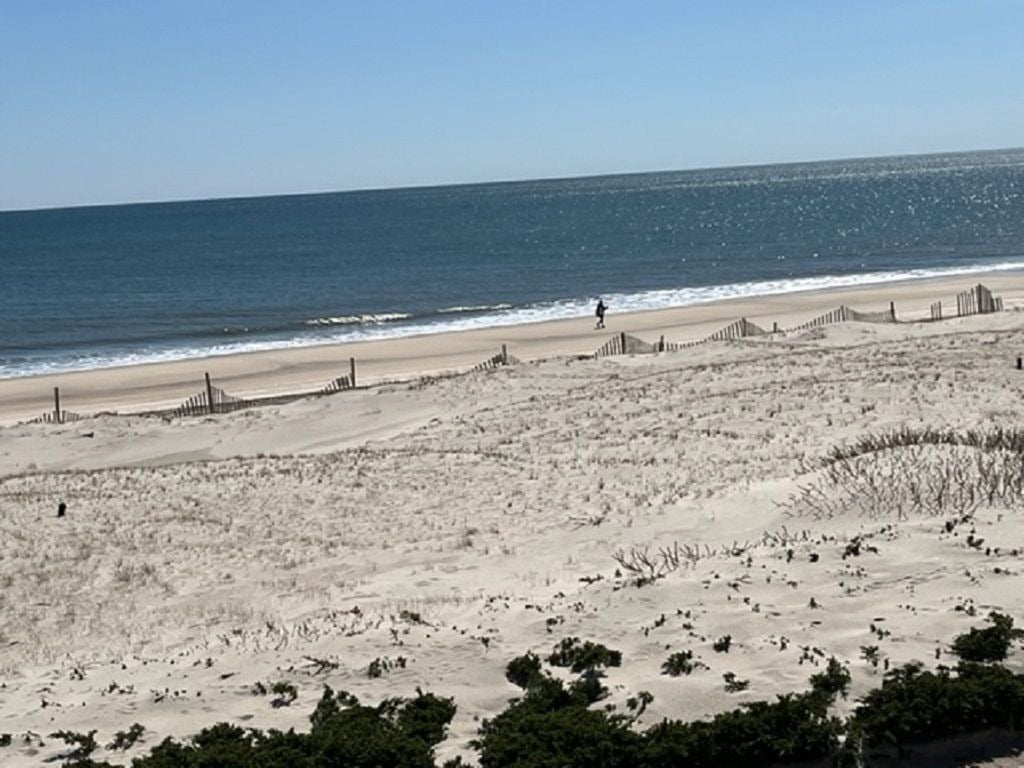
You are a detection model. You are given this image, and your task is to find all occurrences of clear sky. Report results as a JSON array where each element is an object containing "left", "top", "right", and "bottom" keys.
[{"left": 2, "top": 0, "right": 1022, "bottom": 210}]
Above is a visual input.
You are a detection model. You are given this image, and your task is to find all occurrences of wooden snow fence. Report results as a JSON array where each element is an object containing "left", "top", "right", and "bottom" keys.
[
  {"left": 785, "top": 304, "right": 896, "bottom": 333},
  {"left": 28, "top": 387, "right": 85, "bottom": 425},
  {"left": 956, "top": 284, "right": 1003, "bottom": 317},
  {"left": 930, "top": 301, "right": 943, "bottom": 321},
  {"left": 33, "top": 410, "right": 85, "bottom": 424},
  {"left": 318, "top": 373, "right": 355, "bottom": 395},
  {"left": 471, "top": 345, "right": 520, "bottom": 372},
  {"left": 593, "top": 319, "right": 769, "bottom": 358},
  {"left": 173, "top": 374, "right": 252, "bottom": 418},
  {"left": 590, "top": 303, "right": 900, "bottom": 359},
  {"left": 171, "top": 362, "right": 359, "bottom": 419},
  {"left": 665, "top": 318, "right": 769, "bottom": 351},
  {"left": 594, "top": 332, "right": 661, "bottom": 358}
]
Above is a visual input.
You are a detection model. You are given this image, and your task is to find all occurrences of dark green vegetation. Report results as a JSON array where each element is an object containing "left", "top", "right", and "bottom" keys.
[
  {"left": 546, "top": 637, "right": 622, "bottom": 672},
  {"left": 809, "top": 657, "right": 851, "bottom": 699},
  {"left": 65, "top": 688, "right": 456, "bottom": 768},
  {"left": 851, "top": 661, "right": 1024, "bottom": 755},
  {"left": 505, "top": 652, "right": 543, "bottom": 689},
  {"left": 42, "top": 619, "right": 1024, "bottom": 766},
  {"left": 107, "top": 724, "right": 145, "bottom": 751},
  {"left": 951, "top": 612, "right": 1024, "bottom": 662},
  {"left": 661, "top": 650, "right": 699, "bottom": 676}
]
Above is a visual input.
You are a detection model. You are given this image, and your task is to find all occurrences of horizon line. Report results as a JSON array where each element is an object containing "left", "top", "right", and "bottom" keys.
[{"left": 3, "top": 144, "right": 1022, "bottom": 215}]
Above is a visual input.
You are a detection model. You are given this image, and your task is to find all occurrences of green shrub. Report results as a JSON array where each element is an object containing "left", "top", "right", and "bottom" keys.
[
  {"left": 809, "top": 657, "right": 850, "bottom": 700},
  {"left": 852, "top": 661, "right": 1024, "bottom": 753},
  {"left": 662, "top": 650, "right": 698, "bottom": 676},
  {"left": 642, "top": 692, "right": 841, "bottom": 768},
  {"left": 270, "top": 681, "right": 298, "bottom": 708},
  {"left": 49, "top": 729, "right": 98, "bottom": 762},
  {"left": 473, "top": 676, "right": 641, "bottom": 768},
  {"left": 547, "top": 637, "right": 622, "bottom": 673},
  {"left": 386, "top": 689, "right": 458, "bottom": 749},
  {"left": 722, "top": 672, "right": 749, "bottom": 693},
  {"left": 122, "top": 687, "right": 456, "bottom": 768},
  {"left": 107, "top": 723, "right": 145, "bottom": 751},
  {"left": 505, "top": 652, "right": 543, "bottom": 688},
  {"left": 951, "top": 612, "right": 1023, "bottom": 662},
  {"left": 568, "top": 668, "right": 610, "bottom": 704},
  {"left": 368, "top": 655, "right": 408, "bottom": 678},
  {"left": 626, "top": 691, "right": 654, "bottom": 717},
  {"left": 860, "top": 645, "right": 880, "bottom": 667}
]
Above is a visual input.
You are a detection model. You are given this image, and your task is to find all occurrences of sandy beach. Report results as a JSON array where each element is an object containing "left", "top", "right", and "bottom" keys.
[
  {"left": 3, "top": 274, "right": 1024, "bottom": 765},
  {"left": 2, "top": 272, "right": 1023, "bottom": 427}
]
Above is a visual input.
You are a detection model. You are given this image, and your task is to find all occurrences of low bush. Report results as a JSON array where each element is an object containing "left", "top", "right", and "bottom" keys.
[
  {"left": 662, "top": 650, "right": 699, "bottom": 676},
  {"left": 952, "top": 612, "right": 1023, "bottom": 662},
  {"left": 474, "top": 676, "right": 642, "bottom": 768},
  {"left": 106, "top": 723, "right": 145, "bottom": 751},
  {"left": 643, "top": 692, "right": 841, "bottom": 768},
  {"left": 722, "top": 672, "right": 749, "bottom": 693},
  {"left": 104, "top": 686, "right": 456, "bottom": 768},
  {"left": 270, "top": 681, "right": 298, "bottom": 708},
  {"left": 852, "top": 661, "right": 1024, "bottom": 754},
  {"left": 809, "top": 657, "right": 851, "bottom": 700},
  {"left": 50, "top": 729, "right": 98, "bottom": 762},
  {"left": 547, "top": 637, "right": 622, "bottom": 673},
  {"left": 505, "top": 652, "right": 543, "bottom": 689}
]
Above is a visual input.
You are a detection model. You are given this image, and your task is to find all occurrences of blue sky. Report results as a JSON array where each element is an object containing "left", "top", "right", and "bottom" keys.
[{"left": 1, "top": 0, "right": 1022, "bottom": 210}]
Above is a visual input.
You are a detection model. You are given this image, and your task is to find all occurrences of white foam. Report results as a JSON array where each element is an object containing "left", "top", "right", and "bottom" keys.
[
  {"left": 437, "top": 303, "right": 514, "bottom": 314},
  {"left": 302, "top": 313, "right": 411, "bottom": 326}
]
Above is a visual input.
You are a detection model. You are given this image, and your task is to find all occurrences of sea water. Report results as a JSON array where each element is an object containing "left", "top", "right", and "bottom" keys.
[{"left": 2, "top": 148, "right": 1023, "bottom": 378}]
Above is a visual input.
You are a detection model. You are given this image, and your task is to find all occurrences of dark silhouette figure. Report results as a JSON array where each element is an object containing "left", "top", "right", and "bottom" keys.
[
  {"left": 595, "top": 299, "right": 607, "bottom": 329},
  {"left": 57, "top": 502, "right": 66, "bottom": 518}
]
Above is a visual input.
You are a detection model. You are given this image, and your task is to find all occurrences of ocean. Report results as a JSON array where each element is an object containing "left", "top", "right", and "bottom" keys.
[{"left": 2, "top": 148, "right": 1023, "bottom": 379}]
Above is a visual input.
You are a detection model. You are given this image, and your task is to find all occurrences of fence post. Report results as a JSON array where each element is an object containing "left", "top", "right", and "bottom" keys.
[
  {"left": 501, "top": 344, "right": 508, "bottom": 365},
  {"left": 658, "top": 335, "right": 665, "bottom": 352},
  {"left": 53, "top": 386, "right": 61, "bottom": 424},
  {"left": 889, "top": 301, "right": 896, "bottom": 322},
  {"left": 1017, "top": 357, "right": 1022, "bottom": 371},
  {"left": 619, "top": 332, "right": 627, "bottom": 355},
  {"left": 349, "top": 357, "right": 357, "bottom": 387},
  {"left": 205, "top": 372, "right": 215, "bottom": 415}
]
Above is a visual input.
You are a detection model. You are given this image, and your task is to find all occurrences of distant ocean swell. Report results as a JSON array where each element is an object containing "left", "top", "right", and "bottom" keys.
[{"left": 3, "top": 260, "right": 1021, "bottom": 379}]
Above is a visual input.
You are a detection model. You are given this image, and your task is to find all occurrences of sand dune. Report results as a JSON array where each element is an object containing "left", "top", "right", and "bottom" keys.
[{"left": 3, "top": 290, "right": 1024, "bottom": 765}]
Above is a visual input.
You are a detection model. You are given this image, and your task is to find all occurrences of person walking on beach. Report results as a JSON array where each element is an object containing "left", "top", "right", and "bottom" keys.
[{"left": 595, "top": 299, "right": 607, "bottom": 329}]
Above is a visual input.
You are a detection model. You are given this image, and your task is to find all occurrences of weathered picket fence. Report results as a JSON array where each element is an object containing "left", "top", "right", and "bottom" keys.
[
  {"left": 27, "top": 387, "right": 84, "bottom": 425},
  {"left": 594, "top": 333, "right": 662, "bottom": 358},
  {"left": 592, "top": 302, "right": 897, "bottom": 358},
  {"left": 26, "top": 349, "right": 526, "bottom": 425},
  {"left": 785, "top": 303, "right": 896, "bottom": 333},
  {"left": 471, "top": 344, "right": 520, "bottom": 372},
  {"left": 665, "top": 318, "right": 769, "bottom": 351},
  {"left": 956, "top": 284, "right": 1003, "bottom": 316},
  {"left": 173, "top": 376, "right": 252, "bottom": 418}
]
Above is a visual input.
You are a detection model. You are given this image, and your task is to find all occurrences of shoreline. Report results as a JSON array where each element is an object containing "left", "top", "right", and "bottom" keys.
[{"left": 2, "top": 271, "right": 1021, "bottom": 424}]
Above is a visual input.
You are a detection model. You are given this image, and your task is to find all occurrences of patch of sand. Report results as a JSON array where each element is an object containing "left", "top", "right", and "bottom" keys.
[{"left": 3, "top": 295, "right": 1024, "bottom": 765}]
